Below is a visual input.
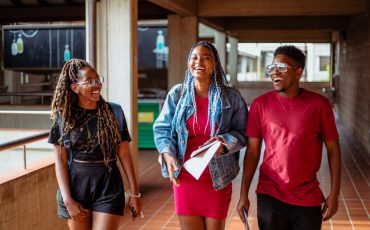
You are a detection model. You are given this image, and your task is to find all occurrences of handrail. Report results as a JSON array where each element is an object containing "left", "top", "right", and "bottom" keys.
[
  {"left": 0, "top": 111, "right": 50, "bottom": 115},
  {"left": 0, "top": 131, "right": 50, "bottom": 169},
  {"left": 0, "top": 131, "right": 49, "bottom": 151},
  {"left": 0, "top": 92, "right": 53, "bottom": 105},
  {"left": 0, "top": 92, "right": 53, "bottom": 96}
]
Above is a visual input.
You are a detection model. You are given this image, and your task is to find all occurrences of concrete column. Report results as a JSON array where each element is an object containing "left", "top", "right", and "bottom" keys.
[
  {"left": 228, "top": 36, "right": 238, "bottom": 87},
  {"left": 214, "top": 31, "right": 226, "bottom": 71},
  {"left": 240, "top": 57, "right": 248, "bottom": 80},
  {"left": 4, "top": 70, "right": 21, "bottom": 104},
  {"left": 306, "top": 43, "right": 314, "bottom": 82},
  {"left": 96, "top": 0, "right": 138, "bottom": 171},
  {"left": 86, "top": 0, "right": 97, "bottom": 67},
  {"left": 168, "top": 15, "right": 198, "bottom": 89},
  {"left": 0, "top": 29, "right": 4, "bottom": 86},
  {"left": 368, "top": 20, "right": 370, "bottom": 152}
]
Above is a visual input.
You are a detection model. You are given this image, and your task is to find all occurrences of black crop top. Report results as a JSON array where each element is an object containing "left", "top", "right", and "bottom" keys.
[{"left": 48, "top": 105, "right": 131, "bottom": 161}]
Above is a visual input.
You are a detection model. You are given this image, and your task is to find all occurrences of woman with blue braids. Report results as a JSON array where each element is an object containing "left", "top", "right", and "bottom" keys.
[{"left": 153, "top": 41, "right": 248, "bottom": 229}]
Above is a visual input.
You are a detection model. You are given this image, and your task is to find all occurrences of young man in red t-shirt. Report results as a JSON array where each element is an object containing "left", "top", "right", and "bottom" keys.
[{"left": 237, "top": 45, "right": 341, "bottom": 230}]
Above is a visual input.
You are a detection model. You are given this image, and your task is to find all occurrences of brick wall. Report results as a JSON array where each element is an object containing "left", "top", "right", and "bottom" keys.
[
  {"left": 0, "top": 164, "right": 67, "bottom": 230},
  {"left": 338, "top": 15, "right": 370, "bottom": 153}
]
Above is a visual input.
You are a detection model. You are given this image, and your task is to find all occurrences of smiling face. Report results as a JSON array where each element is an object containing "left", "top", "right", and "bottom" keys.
[
  {"left": 188, "top": 45, "right": 215, "bottom": 82},
  {"left": 270, "top": 54, "right": 303, "bottom": 95},
  {"left": 71, "top": 67, "right": 102, "bottom": 106}
]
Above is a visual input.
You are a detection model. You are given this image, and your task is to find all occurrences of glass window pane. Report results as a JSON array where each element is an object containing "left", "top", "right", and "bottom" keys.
[{"left": 236, "top": 43, "right": 331, "bottom": 83}]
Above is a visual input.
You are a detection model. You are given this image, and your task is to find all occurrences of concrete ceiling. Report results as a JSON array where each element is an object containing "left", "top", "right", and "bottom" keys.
[
  {"left": 0, "top": 0, "right": 368, "bottom": 42},
  {"left": 148, "top": 0, "right": 369, "bottom": 42},
  {"left": 0, "top": 0, "right": 85, "bottom": 23},
  {"left": 0, "top": 0, "right": 175, "bottom": 23}
]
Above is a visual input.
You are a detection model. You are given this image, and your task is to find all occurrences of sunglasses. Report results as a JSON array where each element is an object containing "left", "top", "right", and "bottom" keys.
[
  {"left": 266, "top": 63, "right": 299, "bottom": 75},
  {"left": 76, "top": 76, "right": 104, "bottom": 87}
]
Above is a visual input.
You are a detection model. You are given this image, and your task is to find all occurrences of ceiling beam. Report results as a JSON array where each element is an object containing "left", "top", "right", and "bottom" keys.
[
  {"left": 198, "top": 0, "right": 367, "bottom": 17},
  {"left": 138, "top": 2, "right": 172, "bottom": 20},
  {"left": 0, "top": 6, "right": 84, "bottom": 23},
  {"left": 148, "top": 0, "right": 196, "bottom": 16},
  {"left": 198, "top": 17, "right": 225, "bottom": 32},
  {"left": 235, "top": 30, "right": 333, "bottom": 43},
  {"left": 226, "top": 16, "right": 349, "bottom": 31},
  {"left": 36, "top": 0, "right": 49, "bottom": 6},
  {"left": 9, "top": 0, "right": 22, "bottom": 7}
]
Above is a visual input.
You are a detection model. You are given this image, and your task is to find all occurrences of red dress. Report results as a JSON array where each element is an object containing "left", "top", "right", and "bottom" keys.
[{"left": 173, "top": 96, "right": 232, "bottom": 220}]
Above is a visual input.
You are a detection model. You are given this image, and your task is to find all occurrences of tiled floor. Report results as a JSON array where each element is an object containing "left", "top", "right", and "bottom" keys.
[{"left": 119, "top": 120, "right": 370, "bottom": 230}]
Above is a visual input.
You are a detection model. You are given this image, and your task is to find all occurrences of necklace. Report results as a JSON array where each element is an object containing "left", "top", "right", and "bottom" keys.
[
  {"left": 70, "top": 112, "right": 99, "bottom": 155},
  {"left": 191, "top": 97, "right": 210, "bottom": 137}
]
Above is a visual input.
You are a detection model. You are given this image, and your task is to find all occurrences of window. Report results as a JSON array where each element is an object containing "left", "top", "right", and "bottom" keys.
[
  {"left": 236, "top": 43, "right": 331, "bottom": 82},
  {"left": 319, "top": 56, "right": 330, "bottom": 71}
]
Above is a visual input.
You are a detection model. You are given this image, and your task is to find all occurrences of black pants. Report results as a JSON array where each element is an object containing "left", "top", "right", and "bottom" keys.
[{"left": 257, "top": 194, "right": 322, "bottom": 230}]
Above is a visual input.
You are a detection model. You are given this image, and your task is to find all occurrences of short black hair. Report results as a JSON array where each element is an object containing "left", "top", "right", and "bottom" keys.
[{"left": 274, "top": 45, "right": 306, "bottom": 69}]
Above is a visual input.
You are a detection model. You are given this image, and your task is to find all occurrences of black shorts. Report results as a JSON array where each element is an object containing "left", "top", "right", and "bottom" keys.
[{"left": 57, "top": 161, "right": 125, "bottom": 219}]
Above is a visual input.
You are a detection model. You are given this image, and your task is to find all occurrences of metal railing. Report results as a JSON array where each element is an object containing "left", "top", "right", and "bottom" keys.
[
  {"left": 0, "top": 92, "right": 53, "bottom": 105},
  {"left": 0, "top": 131, "right": 50, "bottom": 169}
]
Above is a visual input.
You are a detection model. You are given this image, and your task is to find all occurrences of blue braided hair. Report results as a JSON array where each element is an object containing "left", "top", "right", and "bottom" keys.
[{"left": 171, "top": 41, "right": 229, "bottom": 138}]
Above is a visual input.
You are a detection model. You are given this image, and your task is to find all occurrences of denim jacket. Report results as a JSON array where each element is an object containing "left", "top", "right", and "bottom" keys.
[{"left": 153, "top": 84, "right": 248, "bottom": 190}]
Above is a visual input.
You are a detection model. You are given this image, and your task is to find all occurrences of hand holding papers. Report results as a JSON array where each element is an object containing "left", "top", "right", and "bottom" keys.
[
  {"left": 183, "top": 141, "right": 222, "bottom": 180},
  {"left": 190, "top": 140, "right": 220, "bottom": 158}
]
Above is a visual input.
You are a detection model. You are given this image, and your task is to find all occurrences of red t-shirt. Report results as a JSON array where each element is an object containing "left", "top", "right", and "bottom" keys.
[{"left": 246, "top": 89, "right": 339, "bottom": 206}]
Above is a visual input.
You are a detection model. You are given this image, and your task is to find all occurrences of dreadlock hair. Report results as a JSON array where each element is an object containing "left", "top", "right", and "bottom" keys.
[
  {"left": 50, "top": 58, "right": 121, "bottom": 168},
  {"left": 274, "top": 45, "right": 306, "bottom": 70}
]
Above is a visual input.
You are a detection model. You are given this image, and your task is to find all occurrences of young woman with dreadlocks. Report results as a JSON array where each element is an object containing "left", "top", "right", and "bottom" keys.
[
  {"left": 48, "top": 59, "right": 142, "bottom": 229},
  {"left": 153, "top": 41, "right": 248, "bottom": 229}
]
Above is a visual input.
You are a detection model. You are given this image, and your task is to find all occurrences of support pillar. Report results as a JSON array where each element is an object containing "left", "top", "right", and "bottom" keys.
[
  {"left": 228, "top": 36, "right": 238, "bottom": 87},
  {"left": 4, "top": 70, "right": 21, "bottom": 104},
  {"left": 214, "top": 31, "right": 226, "bottom": 71},
  {"left": 86, "top": 0, "right": 97, "bottom": 67},
  {"left": 168, "top": 15, "right": 198, "bottom": 89},
  {"left": 96, "top": 0, "right": 138, "bottom": 173}
]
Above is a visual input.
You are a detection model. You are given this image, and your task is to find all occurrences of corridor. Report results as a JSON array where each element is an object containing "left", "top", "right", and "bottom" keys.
[{"left": 118, "top": 120, "right": 370, "bottom": 230}]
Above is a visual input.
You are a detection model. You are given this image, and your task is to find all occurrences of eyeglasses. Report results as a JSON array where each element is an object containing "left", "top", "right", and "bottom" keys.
[
  {"left": 266, "top": 63, "right": 297, "bottom": 75},
  {"left": 76, "top": 76, "right": 104, "bottom": 87}
]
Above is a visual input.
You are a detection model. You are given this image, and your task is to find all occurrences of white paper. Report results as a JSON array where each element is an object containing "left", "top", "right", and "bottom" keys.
[
  {"left": 190, "top": 140, "right": 220, "bottom": 158},
  {"left": 183, "top": 141, "right": 221, "bottom": 180}
]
